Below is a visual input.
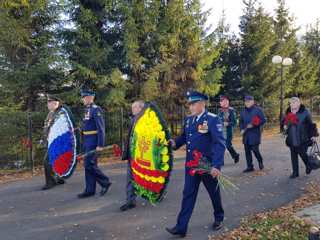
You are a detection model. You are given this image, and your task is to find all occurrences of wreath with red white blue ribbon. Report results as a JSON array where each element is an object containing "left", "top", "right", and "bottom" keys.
[{"left": 47, "top": 107, "right": 77, "bottom": 178}]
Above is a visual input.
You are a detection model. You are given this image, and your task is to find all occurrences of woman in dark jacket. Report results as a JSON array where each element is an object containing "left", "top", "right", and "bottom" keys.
[{"left": 283, "top": 97, "right": 317, "bottom": 179}]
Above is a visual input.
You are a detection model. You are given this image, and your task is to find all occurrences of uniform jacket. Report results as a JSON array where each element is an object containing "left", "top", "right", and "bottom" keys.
[
  {"left": 82, "top": 103, "right": 105, "bottom": 148},
  {"left": 175, "top": 110, "right": 226, "bottom": 169}
]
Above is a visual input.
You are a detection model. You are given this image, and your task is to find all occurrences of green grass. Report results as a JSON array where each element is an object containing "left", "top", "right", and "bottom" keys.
[{"left": 243, "top": 214, "right": 310, "bottom": 240}]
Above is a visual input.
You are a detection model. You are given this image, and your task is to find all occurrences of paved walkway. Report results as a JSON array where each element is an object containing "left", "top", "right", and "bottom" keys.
[{"left": 0, "top": 135, "right": 319, "bottom": 240}]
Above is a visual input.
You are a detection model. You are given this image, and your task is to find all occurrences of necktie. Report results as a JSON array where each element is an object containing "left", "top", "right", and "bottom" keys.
[{"left": 192, "top": 116, "right": 197, "bottom": 124}]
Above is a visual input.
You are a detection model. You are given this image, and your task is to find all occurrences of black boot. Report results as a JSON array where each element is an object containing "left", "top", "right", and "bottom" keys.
[
  {"left": 258, "top": 161, "right": 264, "bottom": 170},
  {"left": 41, "top": 183, "right": 56, "bottom": 191},
  {"left": 120, "top": 201, "right": 136, "bottom": 211},
  {"left": 289, "top": 173, "right": 299, "bottom": 179},
  {"left": 243, "top": 167, "right": 254, "bottom": 173},
  {"left": 212, "top": 221, "right": 223, "bottom": 231},
  {"left": 77, "top": 192, "right": 95, "bottom": 198},
  {"left": 306, "top": 166, "right": 312, "bottom": 175},
  {"left": 100, "top": 182, "right": 112, "bottom": 196},
  {"left": 234, "top": 154, "right": 240, "bottom": 164},
  {"left": 165, "top": 227, "right": 186, "bottom": 238},
  {"left": 56, "top": 178, "right": 65, "bottom": 185}
]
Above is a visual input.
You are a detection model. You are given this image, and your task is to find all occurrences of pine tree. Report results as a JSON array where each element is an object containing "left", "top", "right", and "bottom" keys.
[
  {"left": 303, "top": 20, "right": 320, "bottom": 94},
  {"left": 219, "top": 35, "right": 243, "bottom": 98},
  {"left": 304, "top": 19, "right": 320, "bottom": 61},
  {"left": 272, "top": 0, "right": 300, "bottom": 99},
  {"left": 239, "top": 4, "right": 277, "bottom": 101},
  {"left": 288, "top": 46, "right": 319, "bottom": 97},
  {"left": 212, "top": 12, "right": 243, "bottom": 99},
  {"left": 122, "top": 0, "right": 223, "bottom": 107},
  {"left": 289, "top": 20, "right": 320, "bottom": 97},
  {"left": 62, "top": 0, "right": 129, "bottom": 109},
  {"left": 0, "top": 0, "right": 66, "bottom": 110}
]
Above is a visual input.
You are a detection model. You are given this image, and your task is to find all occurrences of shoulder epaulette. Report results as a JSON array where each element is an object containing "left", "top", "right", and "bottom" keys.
[{"left": 207, "top": 112, "right": 217, "bottom": 118}]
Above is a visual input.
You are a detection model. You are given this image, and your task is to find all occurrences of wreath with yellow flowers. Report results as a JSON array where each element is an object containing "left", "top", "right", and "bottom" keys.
[{"left": 129, "top": 102, "right": 173, "bottom": 204}]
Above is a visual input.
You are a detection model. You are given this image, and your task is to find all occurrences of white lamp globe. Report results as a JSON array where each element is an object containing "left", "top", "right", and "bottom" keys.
[
  {"left": 282, "top": 57, "right": 293, "bottom": 66},
  {"left": 272, "top": 55, "right": 283, "bottom": 64}
]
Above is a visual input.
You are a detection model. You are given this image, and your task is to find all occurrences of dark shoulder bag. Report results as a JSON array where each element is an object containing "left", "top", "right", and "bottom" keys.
[{"left": 308, "top": 141, "right": 320, "bottom": 170}]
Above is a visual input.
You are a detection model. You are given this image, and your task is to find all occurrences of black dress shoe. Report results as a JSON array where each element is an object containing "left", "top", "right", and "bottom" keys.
[
  {"left": 258, "top": 161, "right": 264, "bottom": 170},
  {"left": 56, "top": 178, "right": 65, "bottom": 185},
  {"left": 77, "top": 192, "right": 95, "bottom": 198},
  {"left": 166, "top": 227, "right": 186, "bottom": 238},
  {"left": 100, "top": 182, "right": 112, "bottom": 196},
  {"left": 243, "top": 168, "right": 254, "bottom": 173},
  {"left": 289, "top": 173, "right": 299, "bottom": 179},
  {"left": 41, "top": 184, "right": 55, "bottom": 191},
  {"left": 120, "top": 201, "right": 136, "bottom": 211},
  {"left": 306, "top": 166, "right": 312, "bottom": 175},
  {"left": 212, "top": 221, "right": 223, "bottom": 231},
  {"left": 234, "top": 154, "right": 240, "bottom": 164}
]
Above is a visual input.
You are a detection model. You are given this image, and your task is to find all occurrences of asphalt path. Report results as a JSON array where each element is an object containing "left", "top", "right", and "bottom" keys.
[{"left": 0, "top": 135, "right": 319, "bottom": 240}]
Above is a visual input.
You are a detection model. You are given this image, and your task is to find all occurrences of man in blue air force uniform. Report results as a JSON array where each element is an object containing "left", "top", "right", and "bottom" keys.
[
  {"left": 166, "top": 91, "right": 226, "bottom": 238},
  {"left": 78, "top": 89, "right": 112, "bottom": 199}
]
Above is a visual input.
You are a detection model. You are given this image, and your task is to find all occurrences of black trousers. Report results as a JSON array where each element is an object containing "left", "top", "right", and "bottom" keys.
[
  {"left": 244, "top": 144, "right": 263, "bottom": 169},
  {"left": 43, "top": 155, "right": 57, "bottom": 186},
  {"left": 226, "top": 138, "right": 239, "bottom": 160},
  {"left": 289, "top": 145, "right": 309, "bottom": 175}
]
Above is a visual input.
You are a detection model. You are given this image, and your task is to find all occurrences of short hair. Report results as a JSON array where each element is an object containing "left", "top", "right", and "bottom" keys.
[
  {"left": 132, "top": 100, "right": 145, "bottom": 108},
  {"left": 289, "top": 97, "right": 300, "bottom": 103}
]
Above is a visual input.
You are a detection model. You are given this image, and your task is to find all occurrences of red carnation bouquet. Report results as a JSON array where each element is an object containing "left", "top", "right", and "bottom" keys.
[
  {"left": 284, "top": 112, "right": 299, "bottom": 126},
  {"left": 186, "top": 150, "right": 239, "bottom": 192},
  {"left": 252, "top": 115, "right": 261, "bottom": 126},
  {"left": 185, "top": 150, "right": 210, "bottom": 176}
]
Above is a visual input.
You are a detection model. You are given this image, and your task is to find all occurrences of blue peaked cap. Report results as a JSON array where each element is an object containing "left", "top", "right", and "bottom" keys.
[
  {"left": 186, "top": 91, "right": 209, "bottom": 103},
  {"left": 81, "top": 89, "right": 95, "bottom": 97}
]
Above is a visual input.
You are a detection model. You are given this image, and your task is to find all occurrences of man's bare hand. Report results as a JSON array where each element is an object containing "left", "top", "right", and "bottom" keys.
[
  {"left": 210, "top": 167, "right": 221, "bottom": 178},
  {"left": 247, "top": 123, "right": 253, "bottom": 129},
  {"left": 223, "top": 122, "right": 229, "bottom": 127},
  {"left": 169, "top": 139, "right": 176, "bottom": 148},
  {"left": 96, "top": 146, "right": 104, "bottom": 152},
  {"left": 311, "top": 136, "right": 317, "bottom": 142}
]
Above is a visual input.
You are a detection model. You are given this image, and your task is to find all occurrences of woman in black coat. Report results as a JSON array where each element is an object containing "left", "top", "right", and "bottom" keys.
[{"left": 282, "top": 97, "right": 317, "bottom": 179}]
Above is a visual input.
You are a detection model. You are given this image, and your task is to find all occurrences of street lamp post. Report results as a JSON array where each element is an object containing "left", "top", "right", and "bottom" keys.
[{"left": 272, "top": 55, "right": 293, "bottom": 131}]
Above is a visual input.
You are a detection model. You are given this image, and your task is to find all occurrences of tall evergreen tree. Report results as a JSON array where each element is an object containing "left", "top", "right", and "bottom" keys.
[
  {"left": 304, "top": 20, "right": 320, "bottom": 61},
  {"left": 303, "top": 20, "right": 320, "bottom": 94},
  {"left": 272, "top": 0, "right": 300, "bottom": 98},
  {"left": 0, "top": 0, "right": 65, "bottom": 110},
  {"left": 239, "top": 4, "right": 277, "bottom": 101},
  {"left": 219, "top": 35, "right": 243, "bottom": 98},
  {"left": 122, "top": 0, "right": 223, "bottom": 107},
  {"left": 62, "top": 0, "right": 128, "bottom": 109},
  {"left": 213, "top": 12, "right": 243, "bottom": 98},
  {"left": 287, "top": 46, "right": 319, "bottom": 97}
]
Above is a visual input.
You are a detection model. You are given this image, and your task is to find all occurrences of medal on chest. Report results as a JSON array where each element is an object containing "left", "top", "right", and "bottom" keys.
[
  {"left": 185, "top": 119, "right": 190, "bottom": 130},
  {"left": 198, "top": 120, "right": 208, "bottom": 133},
  {"left": 84, "top": 109, "right": 90, "bottom": 120},
  {"left": 46, "top": 118, "right": 52, "bottom": 128},
  {"left": 224, "top": 111, "right": 230, "bottom": 122}
]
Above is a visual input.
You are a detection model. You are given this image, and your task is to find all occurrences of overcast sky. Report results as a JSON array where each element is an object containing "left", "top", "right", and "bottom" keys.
[{"left": 201, "top": 0, "right": 320, "bottom": 35}]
